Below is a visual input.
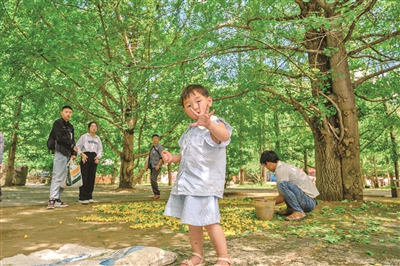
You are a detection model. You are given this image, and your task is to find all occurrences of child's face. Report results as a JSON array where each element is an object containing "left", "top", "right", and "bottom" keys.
[{"left": 183, "top": 91, "right": 212, "bottom": 120}]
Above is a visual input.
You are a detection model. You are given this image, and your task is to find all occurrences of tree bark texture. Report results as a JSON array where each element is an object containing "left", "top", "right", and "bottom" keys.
[
  {"left": 390, "top": 123, "right": 399, "bottom": 182},
  {"left": 326, "top": 29, "right": 363, "bottom": 201},
  {"left": 300, "top": 1, "right": 363, "bottom": 201},
  {"left": 5, "top": 131, "right": 17, "bottom": 186},
  {"left": 5, "top": 101, "right": 22, "bottom": 186},
  {"left": 119, "top": 129, "right": 135, "bottom": 188},
  {"left": 390, "top": 128, "right": 399, "bottom": 197}
]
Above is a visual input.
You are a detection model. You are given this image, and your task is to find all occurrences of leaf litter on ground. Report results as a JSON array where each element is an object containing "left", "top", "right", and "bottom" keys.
[{"left": 76, "top": 197, "right": 400, "bottom": 245}]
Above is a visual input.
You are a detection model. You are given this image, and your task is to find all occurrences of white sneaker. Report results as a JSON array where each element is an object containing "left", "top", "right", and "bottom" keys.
[
  {"left": 79, "top": 200, "right": 89, "bottom": 204},
  {"left": 54, "top": 199, "right": 68, "bottom": 207},
  {"left": 89, "top": 199, "right": 94, "bottom": 203},
  {"left": 47, "top": 200, "right": 55, "bottom": 209}
]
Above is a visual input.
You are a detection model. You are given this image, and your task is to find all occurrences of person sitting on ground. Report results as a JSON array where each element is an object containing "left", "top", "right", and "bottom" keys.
[{"left": 260, "top": 150, "right": 319, "bottom": 221}]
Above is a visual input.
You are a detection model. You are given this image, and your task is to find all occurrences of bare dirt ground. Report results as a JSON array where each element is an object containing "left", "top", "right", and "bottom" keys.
[{"left": 1, "top": 183, "right": 400, "bottom": 266}]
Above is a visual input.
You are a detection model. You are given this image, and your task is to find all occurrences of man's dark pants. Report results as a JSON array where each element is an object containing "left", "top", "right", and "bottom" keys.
[{"left": 150, "top": 167, "right": 161, "bottom": 195}]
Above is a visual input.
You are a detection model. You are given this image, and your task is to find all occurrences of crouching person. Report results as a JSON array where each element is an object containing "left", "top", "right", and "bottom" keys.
[{"left": 260, "top": 150, "right": 319, "bottom": 221}]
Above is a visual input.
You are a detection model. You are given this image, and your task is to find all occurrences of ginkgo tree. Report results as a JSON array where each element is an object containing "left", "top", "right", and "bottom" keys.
[
  {"left": 185, "top": 0, "right": 400, "bottom": 201},
  {"left": 1, "top": 1, "right": 191, "bottom": 188},
  {"left": 1, "top": 0, "right": 399, "bottom": 201}
]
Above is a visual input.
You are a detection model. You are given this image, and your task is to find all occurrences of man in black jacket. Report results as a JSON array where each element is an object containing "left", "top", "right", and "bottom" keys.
[{"left": 47, "top": 106, "right": 77, "bottom": 209}]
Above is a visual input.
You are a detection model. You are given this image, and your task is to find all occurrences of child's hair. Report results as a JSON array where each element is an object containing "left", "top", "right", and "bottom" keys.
[
  {"left": 260, "top": 150, "right": 280, "bottom": 164},
  {"left": 87, "top": 121, "right": 98, "bottom": 129},
  {"left": 180, "top": 84, "right": 210, "bottom": 107}
]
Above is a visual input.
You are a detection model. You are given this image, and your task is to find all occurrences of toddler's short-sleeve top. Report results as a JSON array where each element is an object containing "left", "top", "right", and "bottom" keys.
[{"left": 171, "top": 116, "right": 232, "bottom": 198}]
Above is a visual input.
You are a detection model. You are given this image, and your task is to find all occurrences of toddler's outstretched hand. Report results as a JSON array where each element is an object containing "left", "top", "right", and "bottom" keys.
[
  {"left": 190, "top": 108, "right": 215, "bottom": 128},
  {"left": 161, "top": 151, "right": 172, "bottom": 164}
]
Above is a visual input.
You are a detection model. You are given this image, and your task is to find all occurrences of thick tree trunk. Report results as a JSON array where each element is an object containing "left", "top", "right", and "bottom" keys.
[
  {"left": 240, "top": 165, "right": 245, "bottom": 185},
  {"left": 300, "top": 2, "right": 363, "bottom": 201},
  {"left": 273, "top": 111, "right": 281, "bottom": 155},
  {"left": 372, "top": 156, "right": 379, "bottom": 188},
  {"left": 313, "top": 130, "right": 343, "bottom": 200},
  {"left": 5, "top": 131, "right": 17, "bottom": 186},
  {"left": 119, "top": 129, "right": 135, "bottom": 188},
  {"left": 327, "top": 30, "right": 363, "bottom": 201},
  {"left": 303, "top": 149, "right": 308, "bottom": 174},
  {"left": 5, "top": 101, "right": 22, "bottom": 186},
  {"left": 111, "top": 159, "right": 118, "bottom": 185},
  {"left": 390, "top": 128, "right": 399, "bottom": 197},
  {"left": 309, "top": 35, "right": 363, "bottom": 201},
  {"left": 390, "top": 127, "right": 399, "bottom": 181}
]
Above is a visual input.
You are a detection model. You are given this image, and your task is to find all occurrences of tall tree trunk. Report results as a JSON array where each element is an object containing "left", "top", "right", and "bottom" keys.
[
  {"left": 391, "top": 129, "right": 399, "bottom": 181},
  {"left": 111, "top": 157, "right": 119, "bottom": 185},
  {"left": 273, "top": 111, "right": 281, "bottom": 155},
  {"left": 119, "top": 129, "right": 135, "bottom": 188},
  {"left": 240, "top": 165, "right": 245, "bottom": 185},
  {"left": 372, "top": 156, "right": 379, "bottom": 188},
  {"left": 390, "top": 127, "right": 399, "bottom": 196},
  {"left": 300, "top": 2, "right": 363, "bottom": 201},
  {"left": 5, "top": 100, "right": 22, "bottom": 186},
  {"left": 303, "top": 149, "right": 308, "bottom": 174},
  {"left": 313, "top": 132, "right": 343, "bottom": 200},
  {"left": 327, "top": 29, "right": 363, "bottom": 201},
  {"left": 5, "top": 131, "right": 17, "bottom": 186},
  {"left": 385, "top": 102, "right": 399, "bottom": 196}
]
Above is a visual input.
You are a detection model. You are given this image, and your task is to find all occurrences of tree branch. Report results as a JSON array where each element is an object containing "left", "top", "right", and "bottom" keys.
[
  {"left": 348, "top": 30, "right": 400, "bottom": 56},
  {"left": 96, "top": 1, "right": 112, "bottom": 61},
  {"left": 260, "top": 69, "right": 304, "bottom": 79},
  {"left": 353, "top": 63, "right": 400, "bottom": 88},
  {"left": 319, "top": 92, "right": 344, "bottom": 142},
  {"left": 261, "top": 86, "right": 311, "bottom": 125},
  {"left": 343, "top": 0, "right": 377, "bottom": 43},
  {"left": 354, "top": 93, "right": 394, "bottom": 102},
  {"left": 27, "top": 66, "right": 121, "bottom": 129},
  {"left": 350, "top": 54, "right": 393, "bottom": 62},
  {"left": 96, "top": 124, "right": 121, "bottom": 157},
  {"left": 248, "top": 37, "right": 317, "bottom": 82},
  {"left": 315, "top": 0, "right": 334, "bottom": 16}
]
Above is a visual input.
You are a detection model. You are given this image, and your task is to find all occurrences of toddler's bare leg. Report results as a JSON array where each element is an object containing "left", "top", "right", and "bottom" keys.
[
  {"left": 182, "top": 225, "right": 204, "bottom": 266},
  {"left": 205, "top": 223, "right": 231, "bottom": 265}
]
